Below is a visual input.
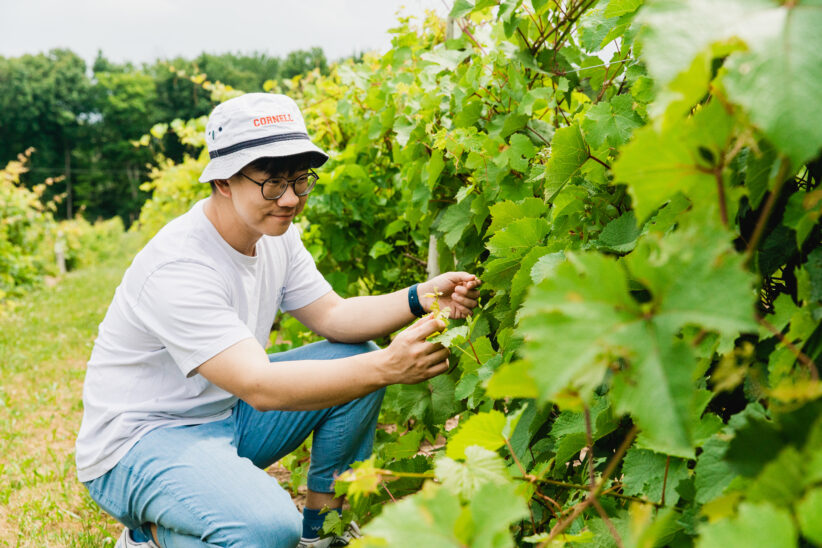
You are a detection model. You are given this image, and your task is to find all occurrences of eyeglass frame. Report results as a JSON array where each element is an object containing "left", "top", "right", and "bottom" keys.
[{"left": 238, "top": 169, "right": 319, "bottom": 200}]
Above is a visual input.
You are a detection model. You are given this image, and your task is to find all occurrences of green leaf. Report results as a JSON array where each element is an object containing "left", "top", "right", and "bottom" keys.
[
  {"left": 697, "top": 502, "right": 797, "bottom": 548},
  {"left": 361, "top": 482, "right": 463, "bottom": 547},
  {"left": 439, "top": 198, "right": 475, "bottom": 249},
  {"left": 612, "top": 339, "right": 698, "bottom": 458},
  {"left": 485, "top": 360, "right": 539, "bottom": 399},
  {"left": 469, "top": 482, "right": 529, "bottom": 548},
  {"left": 595, "top": 210, "right": 640, "bottom": 253},
  {"left": 604, "top": 0, "right": 643, "bottom": 18},
  {"left": 625, "top": 213, "right": 757, "bottom": 337},
  {"left": 694, "top": 437, "right": 734, "bottom": 504},
  {"left": 582, "top": 94, "right": 643, "bottom": 149},
  {"left": 510, "top": 246, "right": 551, "bottom": 310},
  {"left": 369, "top": 241, "right": 394, "bottom": 259},
  {"left": 486, "top": 217, "right": 551, "bottom": 257},
  {"left": 744, "top": 141, "right": 778, "bottom": 209},
  {"left": 434, "top": 446, "right": 510, "bottom": 499},
  {"left": 450, "top": 0, "right": 474, "bottom": 18},
  {"left": 446, "top": 410, "right": 507, "bottom": 459},
  {"left": 545, "top": 124, "right": 588, "bottom": 194},
  {"left": 429, "top": 325, "right": 470, "bottom": 347},
  {"left": 723, "top": 4, "right": 822, "bottom": 166},
  {"left": 612, "top": 101, "right": 734, "bottom": 221},
  {"left": 550, "top": 395, "right": 618, "bottom": 465},
  {"left": 380, "top": 427, "right": 425, "bottom": 461},
  {"left": 784, "top": 191, "right": 822, "bottom": 249},
  {"left": 797, "top": 488, "right": 822, "bottom": 545},
  {"left": 519, "top": 253, "right": 642, "bottom": 404},
  {"left": 622, "top": 448, "right": 689, "bottom": 506},
  {"left": 487, "top": 198, "right": 547, "bottom": 234},
  {"left": 530, "top": 251, "right": 566, "bottom": 284}
]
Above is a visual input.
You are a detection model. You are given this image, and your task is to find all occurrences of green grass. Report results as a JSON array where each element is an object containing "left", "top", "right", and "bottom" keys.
[{"left": 0, "top": 233, "right": 142, "bottom": 547}]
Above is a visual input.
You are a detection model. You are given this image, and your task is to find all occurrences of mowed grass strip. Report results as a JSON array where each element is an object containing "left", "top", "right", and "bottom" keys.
[{"left": 0, "top": 235, "right": 141, "bottom": 547}]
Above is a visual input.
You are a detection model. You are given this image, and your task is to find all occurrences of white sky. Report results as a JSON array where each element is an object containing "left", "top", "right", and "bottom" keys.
[{"left": 0, "top": 0, "right": 449, "bottom": 66}]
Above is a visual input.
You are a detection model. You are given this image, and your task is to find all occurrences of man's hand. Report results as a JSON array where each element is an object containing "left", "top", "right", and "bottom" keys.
[
  {"left": 382, "top": 316, "right": 450, "bottom": 384},
  {"left": 419, "top": 272, "right": 482, "bottom": 319}
]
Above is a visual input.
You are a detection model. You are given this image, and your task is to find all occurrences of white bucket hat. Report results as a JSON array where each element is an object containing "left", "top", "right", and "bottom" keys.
[{"left": 198, "top": 93, "right": 329, "bottom": 183}]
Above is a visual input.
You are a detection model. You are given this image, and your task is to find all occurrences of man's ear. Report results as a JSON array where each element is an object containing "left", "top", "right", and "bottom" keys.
[{"left": 213, "top": 179, "right": 231, "bottom": 198}]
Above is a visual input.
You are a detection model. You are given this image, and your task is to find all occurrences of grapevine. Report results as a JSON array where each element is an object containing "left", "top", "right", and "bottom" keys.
[{"left": 134, "top": 1, "right": 822, "bottom": 546}]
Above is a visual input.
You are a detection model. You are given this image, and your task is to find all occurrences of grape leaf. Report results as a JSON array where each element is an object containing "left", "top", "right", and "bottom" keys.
[
  {"left": 582, "top": 94, "right": 643, "bottom": 149},
  {"left": 723, "top": 3, "right": 822, "bottom": 166},
  {"left": 486, "top": 217, "right": 551, "bottom": 257},
  {"left": 446, "top": 410, "right": 506, "bottom": 459},
  {"left": 595, "top": 210, "right": 640, "bottom": 253},
  {"left": 545, "top": 124, "right": 588, "bottom": 194},
  {"left": 622, "top": 448, "right": 689, "bottom": 506},
  {"left": 434, "top": 446, "right": 510, "bottom": 499},
  {"left": 697, "top": 502, "right": 797, "bottom": 548}
]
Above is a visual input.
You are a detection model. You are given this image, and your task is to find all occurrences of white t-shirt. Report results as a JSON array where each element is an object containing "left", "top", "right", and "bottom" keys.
[{"left": 75, "top": 200, "right": 332, "bottom": 482}]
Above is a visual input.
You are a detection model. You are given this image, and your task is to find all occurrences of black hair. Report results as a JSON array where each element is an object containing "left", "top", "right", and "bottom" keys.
[{"left": 209, "top": 152, "right": 319, "bottom": 193}]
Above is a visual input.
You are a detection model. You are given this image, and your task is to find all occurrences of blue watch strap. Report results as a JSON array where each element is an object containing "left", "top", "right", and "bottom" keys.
[{"left": 408, "top": 283, "right": 425, "bottom": 317}]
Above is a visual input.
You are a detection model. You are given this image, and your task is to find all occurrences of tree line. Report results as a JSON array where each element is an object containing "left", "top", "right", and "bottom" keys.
[{"left": 0, "top": 47, "right": 329, "bottom": 224}]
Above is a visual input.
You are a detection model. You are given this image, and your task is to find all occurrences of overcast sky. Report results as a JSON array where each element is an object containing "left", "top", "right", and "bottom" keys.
[{"left": 0, "top": 0, "right": 449, "bottom": 66}]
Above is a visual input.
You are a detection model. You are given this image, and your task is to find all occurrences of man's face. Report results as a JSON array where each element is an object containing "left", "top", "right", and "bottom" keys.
[{"left": 229, "top": 166, "right": 309, "bottom": 237}]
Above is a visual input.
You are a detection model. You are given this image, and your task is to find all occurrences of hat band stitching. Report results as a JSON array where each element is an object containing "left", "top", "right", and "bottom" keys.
[{"left": 209, "top": 132, "right": 311, "bottom": 159}]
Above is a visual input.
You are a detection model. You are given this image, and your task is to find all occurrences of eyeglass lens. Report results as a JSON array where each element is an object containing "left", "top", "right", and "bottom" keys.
[{"left": 262, "top": 174, "right": 316, "bottom": 199}]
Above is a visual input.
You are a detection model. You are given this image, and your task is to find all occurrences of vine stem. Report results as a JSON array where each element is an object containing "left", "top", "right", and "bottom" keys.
[
  {"left": 591, "top": 497, "right": 625, "bottom": 548},
  {"left": 715, "top": 167, "right": 729, "bottom": 228},
  {"left": 660, "top": 456, "right": 671, "bottom": 506},
  {"left": 756, "top": 314, "right": 819, "bottom": 381},
  {"left": 539, "top": 426, "right": 638, "bottom": 548},
  {"left": 468, "top": 338, "right": 481, "bottom": 364},
  {"left": 589, "top": 152, "right": 611, "bottom": 170},
  {"left": 403, "top": 252, "right": 428, "bottom": 267},
  {"left": 583, "top": 405, "right": 595, "bottom": 490},
  {"left": 745, "top": 157, "right": 791, "bottom": 265},
  {"left": 380, "top": 481, "right": 397, "bottom": 503}
]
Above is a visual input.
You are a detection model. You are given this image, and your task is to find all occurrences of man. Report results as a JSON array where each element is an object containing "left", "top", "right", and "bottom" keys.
[{"left": 75, "top": 93, "right": 481, "bottom": 548}]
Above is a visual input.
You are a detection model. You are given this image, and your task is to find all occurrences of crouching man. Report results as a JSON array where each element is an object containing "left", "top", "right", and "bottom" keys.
[{"left": 75, "top": 93, "right": 480, "bottom": 548}]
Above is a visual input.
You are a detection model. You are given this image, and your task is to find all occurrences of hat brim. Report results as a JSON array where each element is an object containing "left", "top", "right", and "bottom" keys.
[{"left": 198, "top": 140, "right": 329, "bottom": 182}]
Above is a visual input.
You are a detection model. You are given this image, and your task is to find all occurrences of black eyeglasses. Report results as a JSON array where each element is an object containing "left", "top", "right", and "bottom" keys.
[{"left": 239, "top": 169, "right": 319, "bottom": 200}]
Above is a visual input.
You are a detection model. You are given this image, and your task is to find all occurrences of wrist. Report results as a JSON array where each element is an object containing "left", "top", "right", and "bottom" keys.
[
  {"left": 408, "top": 283, "right": 426, "bottom": 317},
  {"left": 372, "top": 348, "right": 395, "bottom": 386}
]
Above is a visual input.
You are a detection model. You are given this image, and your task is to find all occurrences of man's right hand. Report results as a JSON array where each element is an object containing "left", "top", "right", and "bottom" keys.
[{"left": 382, "top": 315, "right": 450, "bottom": 384}]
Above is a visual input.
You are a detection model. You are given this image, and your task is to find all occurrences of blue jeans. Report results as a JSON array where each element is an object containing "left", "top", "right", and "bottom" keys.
[{"left": 84, "top": 341, "right": 385, "bottom": 548}]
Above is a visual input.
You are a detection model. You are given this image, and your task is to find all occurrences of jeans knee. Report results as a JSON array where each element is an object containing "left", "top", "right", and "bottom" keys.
[{"left": 240, "top": 506, "right": 301, "bottom": 548}]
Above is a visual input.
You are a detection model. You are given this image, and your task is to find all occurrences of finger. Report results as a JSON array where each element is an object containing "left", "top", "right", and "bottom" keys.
[
  {"left": 411, "top": 317, "right": 447, "bottom": 339},
  {"left": 424, "top": 347, "right": 451, "bottom": 364},
  {"left": 424, "top": 359, "right": 450, "bottom": 380}
]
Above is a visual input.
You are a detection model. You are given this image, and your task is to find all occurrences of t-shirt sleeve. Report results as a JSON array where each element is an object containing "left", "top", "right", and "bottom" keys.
[
  {"left": 280, "top": 226, "right": 332, "bottom": 311},
  {"left": 131, "top": 260, "right": 254, "bottom": 377}
]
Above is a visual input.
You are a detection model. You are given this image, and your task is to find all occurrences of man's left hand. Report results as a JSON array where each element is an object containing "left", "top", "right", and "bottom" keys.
[{"left": 419, "top": 272, "right": 482, "bottom": 319}]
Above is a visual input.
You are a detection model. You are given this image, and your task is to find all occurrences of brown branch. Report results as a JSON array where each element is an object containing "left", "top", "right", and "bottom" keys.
[
  {"left": 745, "top": 157, "right": 791, "bottom": 265},
  {"left": 516, "top": 27, "right": 534, "bottom": 51},
  {"left": 458, "top": 22, "right": 487, "bottom": 55},
  {"left": 715, "top": 167, "right": 729, "bottom": 228},
  {"left": 583, "top": 405, "right": 596, "bottom": 490},
  {"left": 660, "top": 456, "right": 671, "bottom": 506},
  {"left": 539, "top": 426, "right": 638, "bottom": 547},
  {"left": 403, "top": 252, "right": 428, "bottom": 267},
  {"left": 380, "top": 481, "right": 397, "bottom": 503},
  {"left": 523, "top": 476, "right": 661, "bottom": 507},
  {"left": 468, "top": 338, "right": 482, "bottom": 364},
  {"left": 756, "top": 313, "right": 819, "bottom": 381},
  {"left": 591, "top": 496, "right": 625, "bottom": 548},
  {"left": 589, "top": 153, "right": 611, "bottom": 170}
]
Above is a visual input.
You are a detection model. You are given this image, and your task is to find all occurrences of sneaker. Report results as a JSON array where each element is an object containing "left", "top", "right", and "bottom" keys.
[
  {"left": 297, "top": 521, "right": 362, "bottom": 547},
  {"left": 114, "top": 527, "right": 159, "bottom": 548}
]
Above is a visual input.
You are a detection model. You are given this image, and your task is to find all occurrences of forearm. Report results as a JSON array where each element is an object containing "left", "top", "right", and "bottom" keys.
[
  {"left": 199, "top": 338, "right": 391, "bottom": 411},
  {"left": 316, "top": 287, "right": 422, "bottom": 343}
]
